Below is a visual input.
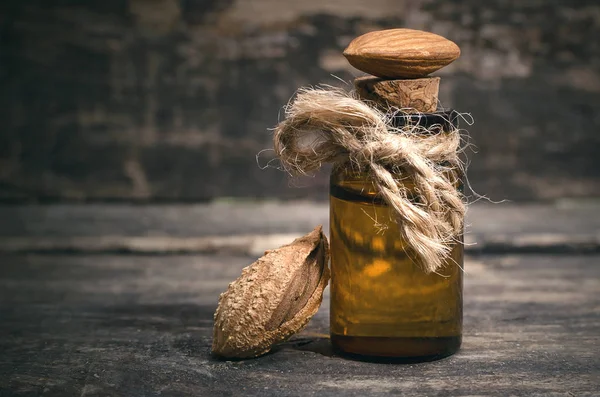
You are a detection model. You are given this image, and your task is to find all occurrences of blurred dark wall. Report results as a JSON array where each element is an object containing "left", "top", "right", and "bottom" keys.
[{"left": 1, "top": 0, "right": 599, "bottom": 202}]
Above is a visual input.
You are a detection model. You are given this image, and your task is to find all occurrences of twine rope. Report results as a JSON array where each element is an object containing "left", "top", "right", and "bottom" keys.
[{"left": 273, "top": 87, "right": 465, "bottom": 273}]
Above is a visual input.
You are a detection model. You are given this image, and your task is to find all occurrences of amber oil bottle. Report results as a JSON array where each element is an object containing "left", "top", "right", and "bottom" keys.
[{"left": 329, "top": 112, "right": 463, "bottom": 360}]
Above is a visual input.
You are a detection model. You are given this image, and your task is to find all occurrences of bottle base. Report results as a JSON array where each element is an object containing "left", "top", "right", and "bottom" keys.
[{"left": 331, "top": 334, "right": 461, "bottom": 362}]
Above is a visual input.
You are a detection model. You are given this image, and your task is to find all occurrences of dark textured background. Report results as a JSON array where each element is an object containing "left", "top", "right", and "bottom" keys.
[{"left": 1, "top": 0, "right": 599, "bottom": 202}]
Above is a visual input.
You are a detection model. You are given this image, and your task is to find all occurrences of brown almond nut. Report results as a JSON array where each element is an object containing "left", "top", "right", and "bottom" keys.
[
  {"left": 212, "top": 226, "right": 330, "bottom": 358},
  {"left": 343, "top": 28, "right": 460, "bottom": 79}
]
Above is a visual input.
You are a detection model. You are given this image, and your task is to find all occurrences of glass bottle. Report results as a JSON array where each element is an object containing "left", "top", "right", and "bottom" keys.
[{"left": 329, "top": 111, "right": 463, "bottom": 360}]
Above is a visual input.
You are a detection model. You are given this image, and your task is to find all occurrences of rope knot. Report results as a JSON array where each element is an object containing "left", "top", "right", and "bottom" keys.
[{"left": 273, "top": 87, "right": 466, "bottom": 273}]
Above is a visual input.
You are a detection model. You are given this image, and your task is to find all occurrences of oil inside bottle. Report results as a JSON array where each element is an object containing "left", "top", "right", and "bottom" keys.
[{"left": 329, "top": 166, "right": 463, "bottom": 359}]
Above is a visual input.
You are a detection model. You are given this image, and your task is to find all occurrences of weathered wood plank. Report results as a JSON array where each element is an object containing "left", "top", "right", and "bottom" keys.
[
  {"left": 1, "top": 202, "right": 599, "bottom": 256},
  {"left": 0, "top": 202, "right": 598, "bottom": 238},
  {"left": 1, "top": 1, "right": 599, "bottom": 201},
  {"left": 0, "top": 254, "right": 598, "bottom": 396}
]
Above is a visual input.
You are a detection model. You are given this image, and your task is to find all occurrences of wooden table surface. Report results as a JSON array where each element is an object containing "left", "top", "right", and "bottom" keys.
[{"left": 0, "top": 203, "right": 599, "bottom": 396}]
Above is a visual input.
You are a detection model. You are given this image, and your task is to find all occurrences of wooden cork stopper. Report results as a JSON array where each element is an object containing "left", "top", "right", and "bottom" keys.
[{"left": 354, "top": 76, "right": 440, "bottom": 113}]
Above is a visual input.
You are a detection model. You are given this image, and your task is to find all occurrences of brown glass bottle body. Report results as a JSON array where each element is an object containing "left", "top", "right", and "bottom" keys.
[{"left": 329, "top": 164, "right": 463, "bottom": 360}]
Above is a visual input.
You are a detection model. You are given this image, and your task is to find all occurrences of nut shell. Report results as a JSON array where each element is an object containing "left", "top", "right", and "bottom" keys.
[
  {"left": 343, "top": 28, "right": 460, "bottom": 79},
  {"left": 212, "top": 226, "right": 330, "bottom": 358}
]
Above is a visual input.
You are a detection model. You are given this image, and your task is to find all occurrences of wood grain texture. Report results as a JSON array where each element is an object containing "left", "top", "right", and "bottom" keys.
[
  {"left": 344, "top": 29, "right": 460, "bottom": 79},
  {"left": 354, "top": 76, "right": 440, "bottom": 112},
  {"left": 1, "top": 2, "right": 599, "bottom": 202},
  {"left": 0, "top": 253, "right": 598, "bottom": 396},
  {"left": 0, "top": 203, "right": 599, "bottom": 256}
]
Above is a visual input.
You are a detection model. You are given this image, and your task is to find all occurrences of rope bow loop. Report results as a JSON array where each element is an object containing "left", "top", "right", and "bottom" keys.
[{"left": 273, "top": 87, "right": 465, "bottom": 273}]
